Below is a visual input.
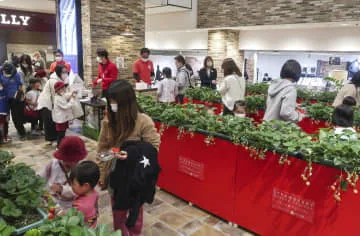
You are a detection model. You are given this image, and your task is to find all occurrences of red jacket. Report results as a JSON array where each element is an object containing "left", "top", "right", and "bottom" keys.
[{"left": 93, "top": 60, "right": 118, "bottom": 91}]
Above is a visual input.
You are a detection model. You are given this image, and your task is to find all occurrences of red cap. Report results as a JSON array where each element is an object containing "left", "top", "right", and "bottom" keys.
[
  {"left": 54, "top": 81, "right": 65, "bottom": 92},
  {"left": 35, "top": 69, "right": 47, "bottom": 78},
  {"left": 54, "top": 136, "right": 87, "bottom": 163}
]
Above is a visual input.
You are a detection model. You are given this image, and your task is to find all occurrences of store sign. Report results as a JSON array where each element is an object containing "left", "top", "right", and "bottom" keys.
[
  {"left": 0, "top": 14, "right": 30, "bottom": 26},
  {"left": 178, "top": 156, "right": 205, "bottom": 181},
  {"left": 272, "top": 188, "right": 315, "bottom": 223}
]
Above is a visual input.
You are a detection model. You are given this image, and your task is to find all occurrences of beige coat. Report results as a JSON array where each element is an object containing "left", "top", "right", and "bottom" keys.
[
  {"left": 96, "top": 113, "right": 160, "bottom": 184},
  {"left": 333, "top": 84, "right": 360, "bottom": 107}
]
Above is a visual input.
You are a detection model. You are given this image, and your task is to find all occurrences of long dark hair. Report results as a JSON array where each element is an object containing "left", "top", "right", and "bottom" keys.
[
  {"left": 221, "top": 58, "right": 242, "bottom": 77},
  {"left": 203, "top": 56, "right": 214, "bottom": 69},
  {"left": 19, "top": 54, "right": 33, "bottom": 74},
  {"left": 107, "top": 80, "right": 142, "bottom": 145},
  {"left": 55, "top": 64, "right": 66, "bottom": 79}
]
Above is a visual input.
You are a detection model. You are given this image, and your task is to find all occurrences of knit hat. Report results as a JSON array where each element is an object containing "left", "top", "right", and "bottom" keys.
[
  {"left": 54, "top": 136, "right": 87, "bottom": 163},
  {"left": 54, "top": 81, "right": 65, "bottom": 92},
  {"left": 35, "top": 69, "right": 47, "bottom": 78}
]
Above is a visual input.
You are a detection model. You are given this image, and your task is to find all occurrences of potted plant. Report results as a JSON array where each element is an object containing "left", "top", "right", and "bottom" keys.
[{"left": 0, "top": 150, "right": 47, "bottom": 235}]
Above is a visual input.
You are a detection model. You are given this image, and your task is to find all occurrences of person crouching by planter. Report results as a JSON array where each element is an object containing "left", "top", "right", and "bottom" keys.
[
  {"left": 263, "top": 60, "right": 304, "bottom": 123},
  {"left": 233, "top": 100, "right": 246, "bottom": 118},
  {"left": 157, "top": 67, "right": 178, "bottom": 103},
  {"left": 332, "top": 96, "right": 357, "bottom": 140},
  {"left": 70, "top": 161, "right": 100, "bottom": 228},
  {"left": 96, "top": 80, "right": 160, "bottom": 235},
  {"left": 52, "top": 81, "right": 76, "bottom": 147},
  {"left": 218, "top": 58, "right": 246, "bottom": 116},
  {"left": 0, "top": 62, "right": 26, "bottom": 139},
  {"left": 333, "top": 72, "right": 360, "bottom": 107},
  {"left": 40, "top": 136, "right": 88, "bottom": 209},
  {"left": 24, "top": 79, "right": 42, "bottom": 136}
]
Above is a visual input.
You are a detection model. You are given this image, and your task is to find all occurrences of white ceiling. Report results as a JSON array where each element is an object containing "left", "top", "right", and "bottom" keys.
[{"left": 0, "top": 0, "right": 55, "bottom": 14}]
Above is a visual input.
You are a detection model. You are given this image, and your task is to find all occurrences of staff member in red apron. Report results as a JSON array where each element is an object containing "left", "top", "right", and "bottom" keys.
[
  {"left": 92, "top": 49, "right": 119, "bottom": 98},
  {"left": 132, "top": 48, "right": 155, "bottom": 88}
]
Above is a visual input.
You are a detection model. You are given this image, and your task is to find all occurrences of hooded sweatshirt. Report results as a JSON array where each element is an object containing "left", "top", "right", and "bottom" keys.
[{"left": 263, "top": 79, "right": 301, "bottom": 123}]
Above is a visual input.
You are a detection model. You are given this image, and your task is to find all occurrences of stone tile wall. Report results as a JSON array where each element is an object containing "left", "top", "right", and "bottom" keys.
[
  {"left": 81, "top": 0, "right": 145, "bottom": 86},
  {"left": 198, "top": 0, "right": 360, "bottom": 28},
  {"left": 208, "top": 30, "right": 244, "bottom": 82}
]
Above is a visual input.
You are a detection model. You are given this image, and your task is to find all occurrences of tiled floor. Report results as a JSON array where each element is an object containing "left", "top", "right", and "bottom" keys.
[{"left": 2, "top": 121, "right": 255, "bottom": 236}]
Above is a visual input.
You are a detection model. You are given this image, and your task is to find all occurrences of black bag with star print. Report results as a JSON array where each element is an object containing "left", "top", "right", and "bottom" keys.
[{"left": 110, "top": 141, "right": 161, "bottom": 227}]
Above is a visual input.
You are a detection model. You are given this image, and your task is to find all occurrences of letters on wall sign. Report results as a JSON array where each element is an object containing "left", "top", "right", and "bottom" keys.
[{"left": 0, "top": 14, "right": 31, "bottom": 26}]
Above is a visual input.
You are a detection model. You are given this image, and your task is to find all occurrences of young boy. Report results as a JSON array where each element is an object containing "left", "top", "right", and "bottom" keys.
[
  {"left": 0, "top": 81, "right": 9, "bottom": 144},
  {"left": 233, "top": 100, "right": 246, "bottom": 118},
  {"left": 70, "top": 161, "right": 100, "bottom": 228},
  {"left": 157, "top": 67, "right": 178, "bottom": 103},
  {"left": 25, "top": 79, "right": 41, "bottom": 135},
  {"left": 52, "top": 81, "right": 75, "bottom": 147},
  {"left": 40, "top": 136, "right": 88, "bottom": 209}
]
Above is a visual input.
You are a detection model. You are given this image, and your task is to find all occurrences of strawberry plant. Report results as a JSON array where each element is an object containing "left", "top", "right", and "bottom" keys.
[
  {"left": 245, "top": 95, "right": 266, "bottom": 114},
  {"left": 0, "top": 220, "right": 15, "bottom": 236},
  {"left": 25, "top": 208, "right": 122, "bottom": 236},
  {"left": 312, "top": 91, "right": 337, "bottom": 103},
  {"left": 297, "top": 88, "right": 313, "bottom": 101},
  {"left": 246, "top": 83, "right": 269, "bottom": 95},
  {"left": 305, "top": 103, "right": 334, "bottom": 122},
  {"left": 185, "top": 88, "right": 221, "bottom": 103},
  {"left": 0, "top": 151, "right": 46, "bottom": 229}
]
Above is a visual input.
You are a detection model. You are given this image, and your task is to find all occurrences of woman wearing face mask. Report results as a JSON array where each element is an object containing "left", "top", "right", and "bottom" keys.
[
  {"left": 92, "top": 48, "right": 118, "bottom": 98},
  {"left": 18, "top": 54, "right": 35, "bottom": 91},
  {"left": 38, "top": 64, "right": 71, "bottom": 146},
  {"left": 33, "top": 51, "right": 46, "bottom": 72},
  {"left": 0, "top": 62, "right": 26, "bottom": 139},
  {"left": 96, "top": 80, "right": 160, "bottom": 235},
  {"left": 199, "top": 56, "right": 217, "bottom": 90},
  {"left": 49, "top": 49, "right": 71, "bottom": 74}
]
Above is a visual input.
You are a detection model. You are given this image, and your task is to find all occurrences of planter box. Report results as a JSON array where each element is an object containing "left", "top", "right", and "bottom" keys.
[
  {"left": 11, "top": 208, "right": 47, "bottom": 235},
  {"left": 156, "top": 123, "right": 360, "bottom": 236},
  {"left": 157, "top": 126, "right": 237, "bottom": 221},
  {"left": 234, "top": 148, "right": 359, "bottom": 236}
]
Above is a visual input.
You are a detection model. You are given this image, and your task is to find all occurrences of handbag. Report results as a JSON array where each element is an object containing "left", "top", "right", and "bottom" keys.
[{"left": 24, "top": 105, "right": 39, "bottom": 118}]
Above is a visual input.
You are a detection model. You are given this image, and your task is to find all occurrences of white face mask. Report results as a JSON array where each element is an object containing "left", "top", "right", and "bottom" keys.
[
  {"left": 22, "top": 64, "right": 29, "bottom": 68},
  {"left": 61, "top": 73, "right": 68, "bottom": 81},
  {"left": 206, "top": 62, "right": 213, "bottom": 67},
  {"left": 235, "top": 114, "right": 246, "bottom": 118},
  {"left": 96, "top": 57, "right": 102, "bottom": 63},
  {"left": 110, "top": 104, "right": 118, "bottom": 113},
  {"left": 55, "top": 56, "right": 63, "bottom": 62},
  {"left": 4, "top": 73, "right": 12, "bottom": 78},
  {"left": 141, "top": 58, "right": 148, "bottom": 62}
]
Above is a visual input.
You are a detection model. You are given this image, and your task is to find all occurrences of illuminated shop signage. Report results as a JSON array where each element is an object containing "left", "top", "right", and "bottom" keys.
[{"left": 0, "top": 14, "right": 30, "bottom": 26}]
